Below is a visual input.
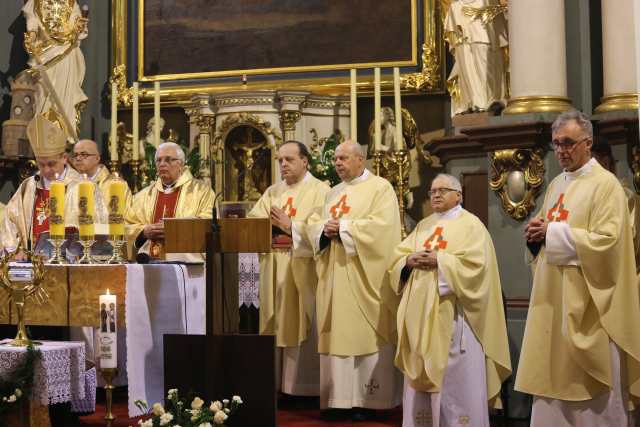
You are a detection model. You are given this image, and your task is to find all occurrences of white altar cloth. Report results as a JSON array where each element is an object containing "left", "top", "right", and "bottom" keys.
[
  {"left": 0, "top": 340, "right": 86, "bottom": 406},
  {"left": 125, "top": 264, "right": 206, "bottom": 416}
]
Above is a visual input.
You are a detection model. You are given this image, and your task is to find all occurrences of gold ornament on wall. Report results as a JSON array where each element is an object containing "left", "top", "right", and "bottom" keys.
[
  {"left": 629, "top": 144, "right": 640, "bottom": 195},
  {"left": 489, "top": 148, "right": 545, "bottom": 221}
]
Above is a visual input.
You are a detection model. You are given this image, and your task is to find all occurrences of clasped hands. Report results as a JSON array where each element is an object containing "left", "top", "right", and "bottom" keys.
[
  {"left": 143, "top": 222, "right": 164, "bottom": 241},
  {"left": 524, "top": 217, "right": 548, "bottom": 243},
  {"left": 406, "top": 250, "right": 438, "bottom": 270},
  {"left": 323, "top": 219, "right": 340, "bottom": 239},
  {"left": 270, "top": 206, "right": 292, "bottom": 234}
]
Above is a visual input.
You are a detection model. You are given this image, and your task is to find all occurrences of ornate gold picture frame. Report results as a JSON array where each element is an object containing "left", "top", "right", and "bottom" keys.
[{"left": 110, "top": 0, "right": 446, "bottom": 104}]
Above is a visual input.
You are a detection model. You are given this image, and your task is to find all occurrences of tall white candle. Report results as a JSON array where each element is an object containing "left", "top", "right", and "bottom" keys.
[
  {"left": 99, "top": 289, "right": 117, "bottom": 369},
  {"left": 110, "top": 85, "right": 118, "bottom": 161},
  {"left": 350, "top": 69, "right": 358, "bottom": 142},
  {"left": 132, "top": 82, "right": 139, "bottom": 161},
  {"left": 393, "top": 68, "right": 403, "bottom": 150},
  {"left": 374, "top": 68, "right": 381, "bottom": 151},
  {"left": 154, "top": 82, "right": 161, "bottom": 146}
]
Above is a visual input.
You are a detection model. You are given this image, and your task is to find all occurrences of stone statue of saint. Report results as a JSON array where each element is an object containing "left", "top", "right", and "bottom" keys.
[
  {"left": 367, "top": 107, "right": 397, "bottom": 157},
  {"left": 22, "top": 0, "right": 89, "bottom": 139},
  {"left": 443, "top": 0, "right": 508, "bottom": 116}
]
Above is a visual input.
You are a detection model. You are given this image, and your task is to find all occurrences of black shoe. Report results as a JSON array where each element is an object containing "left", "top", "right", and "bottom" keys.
[
  {"left": 320, "top": 408, "right": 351, "bottom": 421},
  {"left": 352, "top": 407, "right": 375, "bottom": 421}
]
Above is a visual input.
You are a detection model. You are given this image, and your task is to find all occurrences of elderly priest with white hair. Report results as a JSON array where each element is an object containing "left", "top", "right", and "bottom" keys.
[
  {"left": 389, "top": 173, "right": 511, "bottom": 427},
  {"left": 125, "top": 142, "right": 215, "bottom": 262},
  {"left": 308, "top": 140, "right": 403, "bottom": 421}
]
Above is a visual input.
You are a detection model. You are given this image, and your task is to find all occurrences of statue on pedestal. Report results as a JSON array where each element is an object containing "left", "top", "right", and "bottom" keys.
[
  {"left": 443, "top": 0, "right": 508, "bottom": 116},
  {"left": 22, "top": 0, "right": 88, "bottom": 140}
]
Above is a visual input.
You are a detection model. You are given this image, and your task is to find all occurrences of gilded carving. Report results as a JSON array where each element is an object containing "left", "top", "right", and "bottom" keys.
[
  {"left": 403, "top": 42, "right": 441, "bottom": 91},
  {"left": 489, "top": 148, "right": 545, "bottom": 221}
]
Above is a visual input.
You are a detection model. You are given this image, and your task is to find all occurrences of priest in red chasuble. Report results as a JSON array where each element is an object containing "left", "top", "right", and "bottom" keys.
[
  {"left": 307, "top": 141, "right": 402, "bottom": 420},
  {"left": 0, "top": 114, "right": 107, "bottom": 256},
  {"left": 248, "top": 141, "right": 330, "bottom": 397},
  {"left": 516, "top": 110, "right": 640, "bottom": 425},
  {"left": 126, "top": 142, "right": 215, "bottom": 262}
]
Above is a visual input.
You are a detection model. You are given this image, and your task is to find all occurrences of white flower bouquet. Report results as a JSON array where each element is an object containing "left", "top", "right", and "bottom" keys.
[{"left": 134, "top": 389, "right": 243, "bottom": 427}]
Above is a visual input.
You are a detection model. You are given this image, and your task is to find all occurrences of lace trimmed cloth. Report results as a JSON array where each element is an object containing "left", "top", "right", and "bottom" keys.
[
  {"left": 238, "top": 253, "right": 260, "bottom": 308},
  {"left": 0, "top": 340, "right": 88, "bottom": 407}
]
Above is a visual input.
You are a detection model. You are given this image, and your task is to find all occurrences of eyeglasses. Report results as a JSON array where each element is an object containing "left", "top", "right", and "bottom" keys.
[
  {"left": 72, "top": 152, "right": 98, "bottom": 160},
  {"left": 155, "top": 157, "right": 181, "bottom": 165},
  {"left": 428, "top": 187, "right": 459, "bottom": 197},
  {"left": 550, "top": 136, "right": 590, "bottom": 151}
]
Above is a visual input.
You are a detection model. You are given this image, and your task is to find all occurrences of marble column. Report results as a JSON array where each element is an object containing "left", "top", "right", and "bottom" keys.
[
  {"left": 504, "top": 0, "right": 574, "bottom": 114},
  {"left": 594, "top": 0, "right": 638, "bottom": 113}
]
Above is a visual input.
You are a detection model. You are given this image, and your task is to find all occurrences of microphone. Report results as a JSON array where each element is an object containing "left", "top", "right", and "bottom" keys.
[
  {"left": 212, "top": 192, "right": 223, "bottom": 232},
  {"left": 81, "top": 4, "right": 90, "bottom": 19}
]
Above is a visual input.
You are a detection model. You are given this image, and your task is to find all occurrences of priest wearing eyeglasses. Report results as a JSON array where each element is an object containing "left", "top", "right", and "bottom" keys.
[
  {"left": 72, "top": 139, "right": 132, "bottom": 211},
  {"left": 516, "top": 110, "right": 640, "bottom": 425},
  {"left": 125, "top": 142, "right": 214, "bottom": 262},
  {"left": 389, "top": 173, "right": 511, "bottom": 427}
]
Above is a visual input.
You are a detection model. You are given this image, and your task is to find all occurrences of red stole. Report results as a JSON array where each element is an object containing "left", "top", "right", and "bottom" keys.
[
  {"left": 32, "top": 188, "right": 50, "bottom": 242},
  {"left": 150, "top": 188, "right": 181, "bottom": 258}
]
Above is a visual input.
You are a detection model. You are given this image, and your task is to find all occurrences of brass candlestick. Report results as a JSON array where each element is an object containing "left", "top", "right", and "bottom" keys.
[
  {"left": 107, "top": 236, "right": 126, "bottom": 264},
  {"left": 77, "top": 237, "right": 95, "bottom": 264},
  {"left": 100, "top": 367, "right": 118, "bottom": 427},
  {"left": 46, "top": 236, "right": 66, "bottom": 264},
  {"left": 372, "top": 151, "right": 385, "bottom": 176},
  {"left": 129, "top": 159, "right": 142, "bottom": 192}
]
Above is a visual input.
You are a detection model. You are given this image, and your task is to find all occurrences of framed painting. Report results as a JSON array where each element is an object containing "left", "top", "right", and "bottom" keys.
[
  {"left": 140, "top": 0, "right": 417, "bottom": 80},
  {"left": 110, "top": 0, "right": 445, "bottom": 103}
]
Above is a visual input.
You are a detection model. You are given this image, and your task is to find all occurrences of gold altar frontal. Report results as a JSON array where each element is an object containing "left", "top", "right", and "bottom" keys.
[{"left": 0, "top": 265, "right": 126, "bottom": 328}]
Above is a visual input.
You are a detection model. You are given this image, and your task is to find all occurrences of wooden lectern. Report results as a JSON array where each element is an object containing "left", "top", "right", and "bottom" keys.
[{"left": 163, "top": 218, "right": 275, "bottom": 427}]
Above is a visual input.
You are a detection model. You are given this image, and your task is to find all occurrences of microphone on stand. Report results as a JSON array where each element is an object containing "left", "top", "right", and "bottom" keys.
[{"left": 212, "top": 192, "right": 223, "bottom": 232}]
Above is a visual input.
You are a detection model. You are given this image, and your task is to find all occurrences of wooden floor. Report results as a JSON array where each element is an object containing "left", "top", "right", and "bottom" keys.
[{"left": 72, "top": 389, "right": 528, "bottom": 427}]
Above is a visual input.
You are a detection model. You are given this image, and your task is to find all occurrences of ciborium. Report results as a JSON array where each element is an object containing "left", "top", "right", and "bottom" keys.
[{"left": 0, "top": 243, "right": 47, "bottom": 347}]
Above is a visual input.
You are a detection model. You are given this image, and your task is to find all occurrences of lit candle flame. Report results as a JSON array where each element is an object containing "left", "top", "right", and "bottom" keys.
[{"left": 106, "top": 289, "right": 110, "bottom": 295}]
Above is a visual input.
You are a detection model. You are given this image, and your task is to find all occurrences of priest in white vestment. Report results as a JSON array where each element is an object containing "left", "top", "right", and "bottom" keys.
[
  {"left": 516, "top": 110, "right": 640, "bottom": 426},
  {"left": 389, "top": 173, "right": 511, "bottom": 427},
  {"left": 308, "top": 141, "right": 403, "bottom": 421},
  {"left": 248, "top": 141, "right": 329, "bottom": 396}
]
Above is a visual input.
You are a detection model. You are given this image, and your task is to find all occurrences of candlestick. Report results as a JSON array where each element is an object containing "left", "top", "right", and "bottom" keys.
[
  {"left": 393, "top": 67, "right": 403, "bottom": 151},
  {"left": 107, "top": 176, "right": 127, "bottom": 264},
  {"left": 350, "top": 69, "right": 357, "bottom": 142},
  {"left": 374, "top": 68, "right": 381, "bottom": 151},
  {"left": 99, "top": 289, "right": 118, "bottom": 368},
  {"left": 49, "top": 174, "right": 65, "bottom": 238},
  {"left": 78, "top": 176, "right": 95, "bottom": 238},
  {"left": 107, "top": 178, "right": 126, "bottom": 238},
  {"left": 100, "top": 367, "right": 118, "bottom": 427},
  {"left": 154, "top": 82, "right": 161, "bottom": 146},
  {"left": 132, "top": 82, "right": 139, "bottom": 161},
  {"left": 110, "top": 84, "right": 118, "bottom": 162}
]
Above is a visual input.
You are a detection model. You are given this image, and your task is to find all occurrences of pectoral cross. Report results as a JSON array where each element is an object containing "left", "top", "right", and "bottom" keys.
[{"left": 35, "top": 200, "right": 49, "bottom": 226}]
